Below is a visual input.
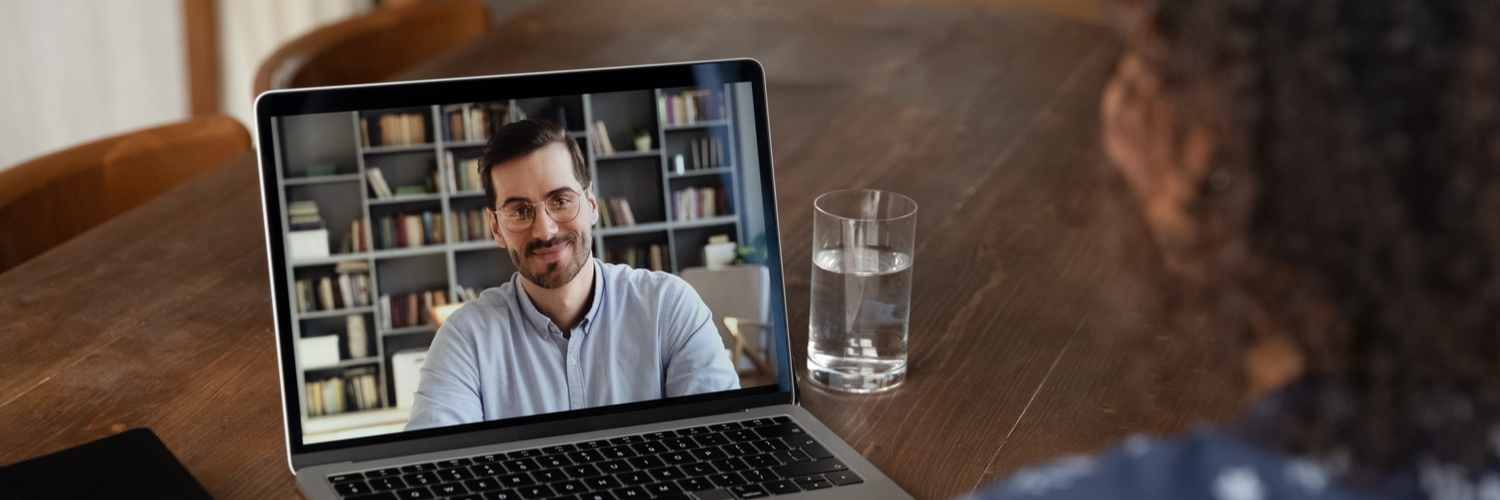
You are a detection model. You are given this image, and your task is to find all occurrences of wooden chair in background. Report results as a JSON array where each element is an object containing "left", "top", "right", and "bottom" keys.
[
  {"left": 252, "top": 0, "right": 491, "bottom": 96},
  {"left": 0, "top": 115, "right": 252, "bottom": 274}
]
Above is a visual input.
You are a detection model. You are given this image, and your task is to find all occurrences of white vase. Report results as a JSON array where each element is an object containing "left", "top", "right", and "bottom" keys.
[{"left": 634, "top": 135, "right": 651, "bottom": 152}]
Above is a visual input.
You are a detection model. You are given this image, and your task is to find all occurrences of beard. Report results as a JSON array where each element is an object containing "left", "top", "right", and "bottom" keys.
[{"left": 510, "top": 228, "right": 591, "bottom": 289}]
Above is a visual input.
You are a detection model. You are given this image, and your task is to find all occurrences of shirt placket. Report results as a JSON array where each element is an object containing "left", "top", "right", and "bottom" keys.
[{"left": 564, "top": 325, "right": 586, "bottom": 410}]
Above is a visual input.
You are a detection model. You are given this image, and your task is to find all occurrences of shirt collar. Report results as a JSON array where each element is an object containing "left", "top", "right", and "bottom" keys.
[{"left": 513, "top": 259, "right": 605, "bottom": 339}]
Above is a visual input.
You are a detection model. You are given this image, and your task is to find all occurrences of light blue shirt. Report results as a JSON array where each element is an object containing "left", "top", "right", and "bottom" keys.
[{"left": 405, "top": 260, "right": 740, "bottom": 431}]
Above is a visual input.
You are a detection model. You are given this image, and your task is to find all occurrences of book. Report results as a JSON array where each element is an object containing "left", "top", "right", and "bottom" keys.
[
  {"left": 346, "top": 314, "right": 367, "bottom": 358},
  {"left": 365, "top": 168, "right": 393, "bottom": 200},
  {"left": 594, "top": 121, "right": 616, "bottom": 155},
  {"left": 404, "top": 216, "right": 423, "bottom": 248}
]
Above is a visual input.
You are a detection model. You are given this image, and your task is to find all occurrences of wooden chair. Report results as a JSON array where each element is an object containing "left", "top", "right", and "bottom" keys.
[
  {"left": 0, "top": 115, "right": 251, "bottom": 274},
  {"left": 252, "top": 0, "right": 491, "bottom": 96}
]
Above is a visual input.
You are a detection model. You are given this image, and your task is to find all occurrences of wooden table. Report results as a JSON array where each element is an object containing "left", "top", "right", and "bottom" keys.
[{"left": 0, "top": 0, "right": 1241, "bottom": 498}]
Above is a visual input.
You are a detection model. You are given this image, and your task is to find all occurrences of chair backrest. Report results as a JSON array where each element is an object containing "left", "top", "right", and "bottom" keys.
[
  {"left": 0, "top": 115, "right": 251, "bottom": 274},
  {"left": 252, "top": 0, "right": 491, "bottom": 96},
  {"left": 679, "top": 265, "right": 772, "bottom": 351}
]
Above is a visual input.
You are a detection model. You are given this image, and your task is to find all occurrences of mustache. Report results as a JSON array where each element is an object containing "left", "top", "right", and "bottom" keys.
[{"left": 525, "top": 233, "right": 578, "bottom": 254}]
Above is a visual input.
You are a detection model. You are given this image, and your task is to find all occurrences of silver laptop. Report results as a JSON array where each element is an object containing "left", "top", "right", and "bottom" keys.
[{"left": 253, "top": 60, "right": 915, "bottom": 500}]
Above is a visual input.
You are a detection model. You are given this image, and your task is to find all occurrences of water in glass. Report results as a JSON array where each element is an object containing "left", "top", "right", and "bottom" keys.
[{"left": 808, "top": 246, "right": 913, "bottom": 392}]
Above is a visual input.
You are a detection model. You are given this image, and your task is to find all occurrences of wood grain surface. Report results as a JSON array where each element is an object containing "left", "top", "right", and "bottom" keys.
[{"left": 0, "top": 0, "right": 1240, "bottom": 498}]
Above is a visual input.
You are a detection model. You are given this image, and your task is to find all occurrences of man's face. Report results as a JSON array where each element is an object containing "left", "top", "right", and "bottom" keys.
[{"left": 486, "top": 143, "right": 598, "bottom": 289}]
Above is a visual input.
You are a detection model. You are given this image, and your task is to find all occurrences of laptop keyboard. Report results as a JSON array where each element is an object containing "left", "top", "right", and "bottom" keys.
[{"left": 327, "top": 416, "right": 864, "bottom": 500}]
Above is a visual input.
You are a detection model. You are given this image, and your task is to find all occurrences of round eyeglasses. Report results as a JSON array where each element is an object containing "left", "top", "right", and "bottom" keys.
[{"left": 491, "top": 189, "right": 587, "bottom": 232}]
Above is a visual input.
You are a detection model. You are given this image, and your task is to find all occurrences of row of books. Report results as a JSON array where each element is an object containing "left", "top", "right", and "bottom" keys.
[
  {"left": 339, "top": 219, "right": 371, "bottom": 254},
  {"left": 598, "top": 197, "right": 638, "bottom": 228},
  {"left": 672, "top": 187, "right": 730, "bottom": 221},
  {"left": 294, "top": 261, "right": 372, "bottom": 313},
  {"left": 372, "top": 212, "right": 447, "bottom": 250},
  {"left": 366, "top": 167, "right": 442, "bottom": 201},
  {"left": 361, "top": 114, "right": 427, "bottom": 148},
  {"left": 445, "top": 152, "right": 484, "bottom": 193},
  {"left": 659, "top": 90, "right": 725, "bottom": 126},
  {"left": 306, "top": 367, "right": 380, "bottom": 417},
  {"left": 451, "top": 209, "right": 495, "bottom": 243},
  {"left": 684, "top": 136, "right": 725, "bottom": 170},
  {"left": 444, "top": 103, "right": 511, "bottom": 143},
  {"left": 605, "top": 244, "right": 670, "bottom": 272},
  {"left": 590, "top": 121, "right": 619, "bottom": 156},
  {"left": 380, "top": 289, "right": 452, "bottom": 330},
  {"left": 288, "top": 200, "right": 324, "bottom": 231}
]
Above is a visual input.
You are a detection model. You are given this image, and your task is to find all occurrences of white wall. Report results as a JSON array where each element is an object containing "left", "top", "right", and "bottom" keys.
[{"left": 0, "top": 0, "right": 189, "bottom": 171}]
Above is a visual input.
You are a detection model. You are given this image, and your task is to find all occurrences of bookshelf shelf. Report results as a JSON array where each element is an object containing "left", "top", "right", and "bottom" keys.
[
  {"left": 292, "top": 253, "right": 370, "bottom": 267},
  {"left": 663, "top": 120, "right": 729, "bottom": 131},
  {"left": 597, "top": 221, "right": 672, "bottom": 236},
  {"left": 450, "top": 190, "right": 485, "bottom": 199},
  {"left": 668, "top": 167, "right": 734, "bottom": 179},
  {"left": 306, "top": 356, "right": 382, "bottom": 370},
  {"left": 299, "top": 306, "right": 377, "bottom": 320},
  {"left": 369, "top": 193, "right": 443, "bottom": 205},
  {"left": 371, "top": 246, "right": 447, "bottom": 260},
  {"left": 451, "top": 240, "right": 498, "bottom": 252},
  {"left": 597, "top": 150, "right": 661, "bottom": 161},
  {"left": 285, "top": 174, "right": 362, "bottom": 186},
  {"left": 443, "top": 140, "right": 487, "bottom": 148},
  {"left": 383, "top": 325, "right": 436, "bottom": 336},
  {"left": 363, "top": 143, "right": 436, "bottom": 154},
  {"left": 671, "top": 215, "right": 739, "bottom": 229}
]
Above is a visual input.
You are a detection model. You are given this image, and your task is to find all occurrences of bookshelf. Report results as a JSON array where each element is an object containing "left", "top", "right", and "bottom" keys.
[{"left": 272, "top": 86, "right": 749, "bottom": 433}]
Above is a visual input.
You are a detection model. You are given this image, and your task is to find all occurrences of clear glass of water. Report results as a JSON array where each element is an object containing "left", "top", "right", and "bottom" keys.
[{"left": 808, "top": 189, "right": 917, "bottom": 393}]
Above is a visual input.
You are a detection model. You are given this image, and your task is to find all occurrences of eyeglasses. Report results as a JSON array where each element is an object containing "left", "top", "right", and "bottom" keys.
[{"left": 491, "top": 189, "right": 587, "bottom": 232}]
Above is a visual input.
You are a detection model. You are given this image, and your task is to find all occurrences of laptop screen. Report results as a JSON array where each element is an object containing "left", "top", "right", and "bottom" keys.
[{"left": 254, "top": 61, "right": 792, "bottom": 456}]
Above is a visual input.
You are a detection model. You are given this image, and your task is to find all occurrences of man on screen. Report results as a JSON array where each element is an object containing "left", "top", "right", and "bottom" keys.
[{"left": 405, "top": 119, "right": 739, "bottom": 431}]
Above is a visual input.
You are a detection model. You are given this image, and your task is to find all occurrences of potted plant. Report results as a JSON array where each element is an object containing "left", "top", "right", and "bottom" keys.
[{"left": 633, "top": 128, "right": 652, "bottom": 152}]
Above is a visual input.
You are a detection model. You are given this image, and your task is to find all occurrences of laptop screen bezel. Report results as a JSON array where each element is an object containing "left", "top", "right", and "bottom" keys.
[{"left": 251, "top": 59, "right": 795, "bottom": 470}]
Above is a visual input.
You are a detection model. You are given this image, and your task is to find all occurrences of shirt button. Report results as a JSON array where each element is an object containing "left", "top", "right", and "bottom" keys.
[{"left": 568, "top": 357, "right": 577, "bottom": 366}]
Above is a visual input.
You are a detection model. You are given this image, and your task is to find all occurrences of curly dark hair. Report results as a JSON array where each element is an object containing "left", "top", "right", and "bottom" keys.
[{"left": 1105, "top": 0, "right": 1500, "bottom": 476}]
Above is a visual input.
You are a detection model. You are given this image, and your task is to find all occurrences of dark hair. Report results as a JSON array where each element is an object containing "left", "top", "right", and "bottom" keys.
[
  {"left": 479, "top": 119, "right": 590, "bottom": 209},
  {"left": 1107, "top": 0, "right": 1500, "bottom": 476}
]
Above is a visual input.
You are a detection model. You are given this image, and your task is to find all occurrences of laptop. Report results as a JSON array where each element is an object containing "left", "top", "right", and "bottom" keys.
[{"left": 253, "top": 59, "right": 916, "bottom": 500}]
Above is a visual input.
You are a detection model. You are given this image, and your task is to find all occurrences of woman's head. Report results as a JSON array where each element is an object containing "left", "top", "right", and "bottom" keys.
[{"left": 1103, "top": 0, "right": 1500, "bottom": 473}]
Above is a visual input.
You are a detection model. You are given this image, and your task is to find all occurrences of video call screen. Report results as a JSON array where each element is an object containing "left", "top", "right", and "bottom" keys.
[{"left": 268, "top": 81, "right": 783, "bottom": 445}]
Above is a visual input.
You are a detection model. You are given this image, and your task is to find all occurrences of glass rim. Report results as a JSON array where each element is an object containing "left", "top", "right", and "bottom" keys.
[{"left": 813, "top": 189, "right": 918, "bottom": 222}]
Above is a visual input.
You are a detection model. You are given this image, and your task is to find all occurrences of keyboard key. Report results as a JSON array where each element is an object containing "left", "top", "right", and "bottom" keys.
[
  {"left": 771, "top": 450, "right": 811, "bottom": 464},
  {"left": 677, "top": 427, "right": 711, "bottom": 436},
  {"left": 552, "top": 496, "right": 578, "bottom": 500},
  {"left": 730, "top": 485, "right": 769, "bottom": 499},
  {"left": 368, "top": 468, "right": 403, "bottom": 478},
  {"left": 517, "top": 485, "right": 554, "bottom": 499},
  {"left": 724, "top": 430, "right": 760, "bottom": 442},
  {"left": 453, "top": 495, "right": 485, "bottom": 500},
  {"left": 676, "top": 477, "right": 714, "bottom": 491},
  {"left": 533, "top": 469, "right": 569, "bottom": 483},
  {"left": 485, "top": 491, "right": 521, "bottom": 500},
  {"left": 504, "top": 459, "right": 541, "bottom": 473},
  {"left": 402, "top": 463, "right": 439, "bottom": 474},
  {"left": 712, "top": 458, "right": 750, "bottom": 472},
  {"left": 681, "top": 463, "right": 718, "bottom": 476},
  {"left": 740, "top": 469, "right": 776, "bottom": 483},
  {"left": 693, "top": 434, "right": 730, "bottom": 447},
  {"left": 661, "top": 451, "right": 695, "bottom": 465},
  {"left": 783, "top": 437, "right": 834, "bottom": 460},
  {"left": 394, "top": 487, "right": 436, "bottom": 499},
  {"left": 647, "top": 466, "right": 686, "bottom": 482},
  {"left": 612, "top": 486, "right": 650, "bottom": 500},
  {"left": 763, "top": 481, "right": 801, "bottom": 496},
  {"left": 750, "top": 439, "right": 788, "bottom": 454},
  {"left": 654, "top": 495, "right": 691, "bottom": 500},
  {"left": 473, "top": 453, "right": 507, "bottom": 464},
  {"left": 578, "top": 440, "right": 609, "bottom": 449},
  {"left": 599, "top": 460, "right": 633, "bottom": 474},
  {"left": 770, "top": 459, "right": 847, "bottom": 479},
  {"left": 740, "top": 418, "right": 774, "bottom": 428},
  {"left": 569, "top": 450, "right": 605, "bottom": 463},
  {"left": 609, "top": 435, "right": 643, "bottom": 445},
  {"left": 553, "top": 480, "right": 589, "bottom": 495},
  {"left": 601, "top": 446, "right": 637, "bottom": 459},
  {"left": 404, "top": 472, "right": 440, "bottom": 487},
  {"left": 585, "top": 476, "right": 622, "bottom": 490},
  {"left": 643, "top": 431, "right": 677, "bottom": 440},
  {"left": 627, "top": 456, "right": 665, "bottom": 469},
  {"left": 754, "top": 425, "right": 805, "bottom": 439},
  {"left": 564, "top": 464, "right": 602, "bottom": 478},
  {"left": 743, "top": 455, "right": 780, "bottom": 468},
  {"left": 498, "top": 473, "right": 537, "bottom": 487},
  {"left": 370, "top": 476, "right": 408, "bottom": 491},
  {"left": 539, "top": 455, "right": 574, "bottom": 468},
  {"left": 440, "top": 467, "right": 476, "bottom": 482},
  {"left": 661, "top": 438, "right": 697, "bottom": 450},
  {"left": 330, "top": 472, "right": 365, "bottom": 483},
  {"left": 631, "top": 441, "right": 667, "bottom": 455},
  {"left": 645, "top": 482, "right": 683, "bottom": 496},
  {"left": 709, "top": 473, "right": 747, "bottom": 487},
  {"left": 543, "top": 444, "right": 578, "bottom": 455},
  {"left": 508, "top": 449, "right": 542, "bottom": 459},
  {"left": 578, "top": 492, "right": 616, "bottom": 500},
  {"left": 801, "top": 480, "right": 833, "bottom": 490},
  {"left": 790, "top": 476, "right": 824, "bottom": 484},
  {"left": 691, "top": 447, "right": 728, "bottom": 461},
  {"left": 473, "top": 463, "right": 505, "bottom": 477},
  {"left": 617, "top": 471, "right": 654, "bottom": 485},
  {"left": 348, "top": 493, "right": 398, "bottom": 500},
  {"left": 721, "top": 443, "right": 758, "bottom": 457},
  {"left": 335, "top": 480, "right": 374, "bottom": 496},
  {"left": 771, "top": 417, "right": 791, "bottom": 424},
  {"left": 711, "top": 423, "right": 743, "bottom": 432},
  {"left": 465, "top": 478, "right": 505, "bottom": 492},
  {"left": 826, "top": 471, "right": 864, "bottom": 486},
  {"left": 433, "top": 483, "right": 470, "bottom": 496},
  {"left": 438, "top": 458, "right": 476, "bottom": 469}
]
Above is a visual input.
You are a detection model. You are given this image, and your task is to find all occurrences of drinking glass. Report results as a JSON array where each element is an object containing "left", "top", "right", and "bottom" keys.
[{"left": 807, "top": 189, "right": 917, "bottom": 393}]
